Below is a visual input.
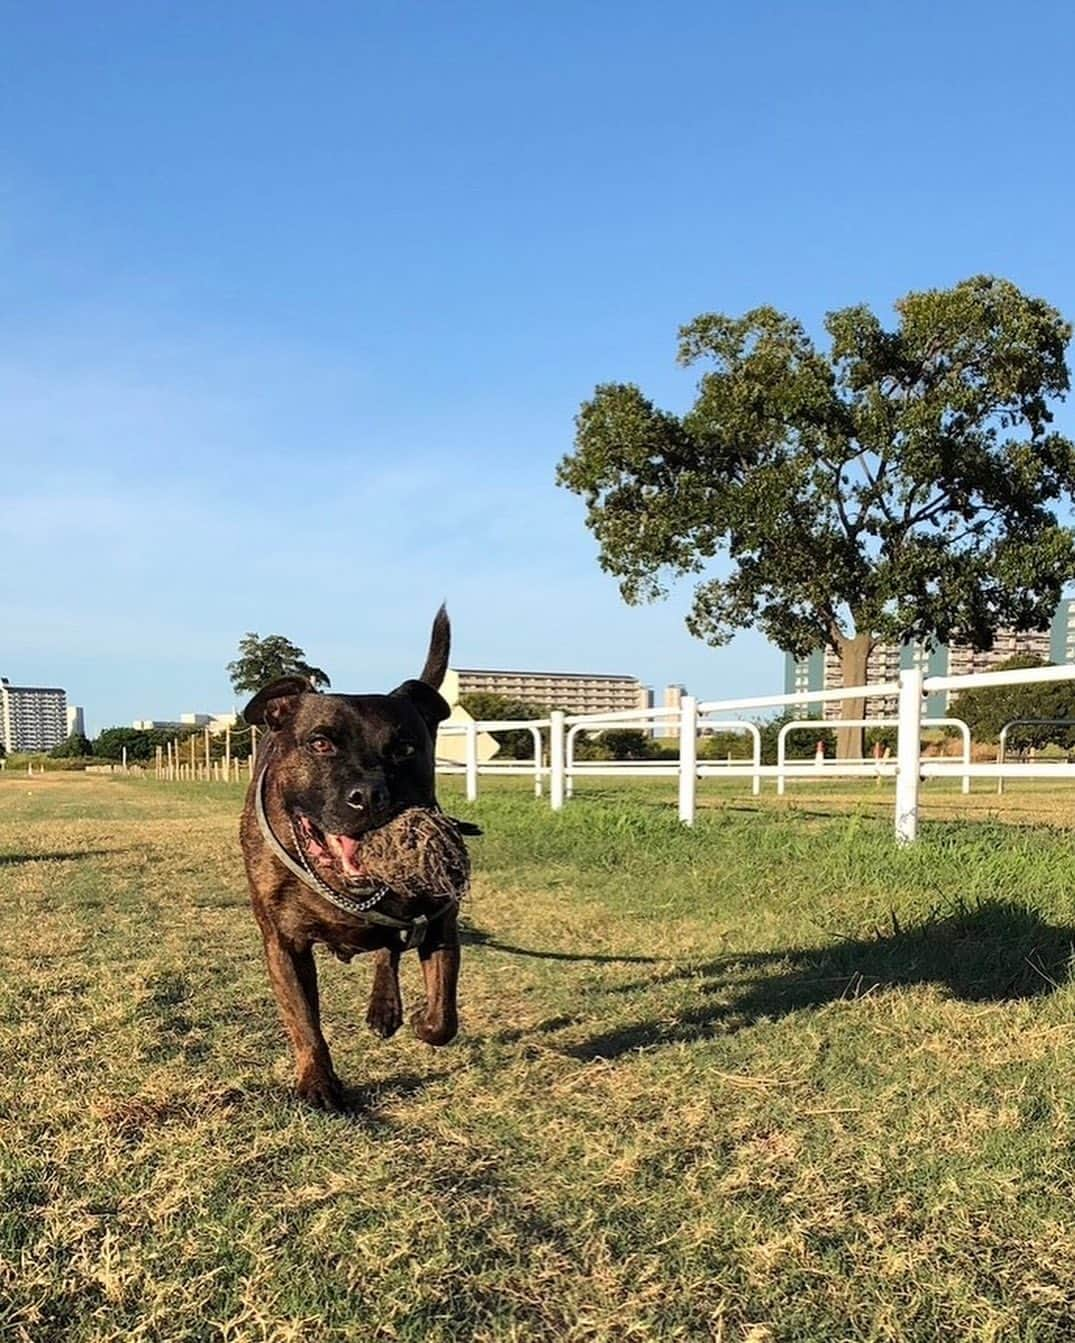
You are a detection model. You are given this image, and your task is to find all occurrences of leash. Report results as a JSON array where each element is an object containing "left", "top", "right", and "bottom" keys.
[{"left": 254, "top": 767, "right": 455, "bottom": 949}]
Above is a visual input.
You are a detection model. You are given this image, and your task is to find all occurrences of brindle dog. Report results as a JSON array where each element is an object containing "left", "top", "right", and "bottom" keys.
[{"left": 239, "top": 608, "right": 459, "bottom": 1110}]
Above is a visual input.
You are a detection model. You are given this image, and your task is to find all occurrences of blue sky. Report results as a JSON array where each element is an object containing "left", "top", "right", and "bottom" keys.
[{"left": 3, "top": 1, "right": 1074, "bottom": 732}]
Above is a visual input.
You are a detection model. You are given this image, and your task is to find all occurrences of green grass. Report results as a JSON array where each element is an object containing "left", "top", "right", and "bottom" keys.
[{"left": 3, "top": 772, "right": 1075, "bottom": 1340}]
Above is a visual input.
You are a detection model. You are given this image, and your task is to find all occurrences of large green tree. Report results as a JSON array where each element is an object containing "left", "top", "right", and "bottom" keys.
[
  {"left": 558, "top": 277, "right": 1075, "bottom": 757},
  {"left": 227, "top": 634, "right": 330, "bottom": 696}
]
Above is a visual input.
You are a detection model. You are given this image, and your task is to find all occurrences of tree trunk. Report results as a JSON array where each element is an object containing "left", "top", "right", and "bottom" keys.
[{"left": 834, "top": 633, "right": 874, "bottom": 761}]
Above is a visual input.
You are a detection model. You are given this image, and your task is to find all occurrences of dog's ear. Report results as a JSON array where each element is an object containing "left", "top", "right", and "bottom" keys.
[
  {"left": 243, "top": 675, "right": 313, "bottom": 730},
  {"left": 391, "top": 678, "right": 450, "bottom": 730},
  {"left": 419, "top": 604, "right": 450, "bottom": 690}
]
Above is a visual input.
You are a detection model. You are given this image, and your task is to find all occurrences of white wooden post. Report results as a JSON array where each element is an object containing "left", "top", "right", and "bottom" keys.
[
  {"left": 677, "top": 695, "right": 698, "bottom": 825},
  {"left": 895, "top": 667, "right": 923, "bottom": 843},
  {"left": 997, "top": 726, "right": 1006, "bottom": 797},
  {"left": 550, "top": 711, "right": 566, "bottom": 811},
  {"left": 465, "top": 721, "right": 479, "bottom": 803}
]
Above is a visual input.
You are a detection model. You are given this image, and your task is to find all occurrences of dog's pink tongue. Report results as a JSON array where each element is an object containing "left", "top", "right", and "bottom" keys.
[{"left": 332, "top": 833, "right": 366, "bottom": 878}]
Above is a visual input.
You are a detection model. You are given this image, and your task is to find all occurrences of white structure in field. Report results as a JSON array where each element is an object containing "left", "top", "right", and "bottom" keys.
[
  {"left": 1, "top": 677, "right": 68, "bottom": 752},
  {"left": 132, "top": 711, "right": 239, "bottom": 732},
  {"left": 435, "top": 704, "right": 500, "bottom": 765}
]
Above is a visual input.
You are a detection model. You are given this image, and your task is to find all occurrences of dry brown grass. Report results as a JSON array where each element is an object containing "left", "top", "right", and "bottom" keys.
[{"left": 3, "top": 773, "right": 1075, "bottom": 1340}]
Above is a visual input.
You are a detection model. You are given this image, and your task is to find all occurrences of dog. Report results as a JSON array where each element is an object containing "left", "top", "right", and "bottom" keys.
[{"left": 239, "top": 607, "right": 460, "bottom": 1110}]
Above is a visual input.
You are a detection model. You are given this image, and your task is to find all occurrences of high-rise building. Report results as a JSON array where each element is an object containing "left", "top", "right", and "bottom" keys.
[
  {"left": 783, "top": 599, "right": 1075, "bottom": 719},
  {"left": 66, "top": 706, "right": 86, "bottom": 738},
  {"left": 440, "top": 667, "right": 651, "bottom": 716},
  {"left": 661, "top": 683, "right": 686, "bottom": 738},
  {"left": 1, "top": 678, "right": 68, "bottom": 752}
]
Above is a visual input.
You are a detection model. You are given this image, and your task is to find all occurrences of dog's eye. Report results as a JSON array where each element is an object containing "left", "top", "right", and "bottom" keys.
[
  {"left": 393, "top": 741, "right": 416, "bottom": 761},
  {"left": 307, "top": 735, "right": 335, "bottom": 755}
]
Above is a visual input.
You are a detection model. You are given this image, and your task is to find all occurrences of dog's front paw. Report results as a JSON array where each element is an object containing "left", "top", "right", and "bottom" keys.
[
  {"left": 411, "top": 1005, "right": 458, "bottom": 1047},
  {"left": 296, "top": 1066, "right": 345, "bottom": 1111},
  {"left": 366, "top": 991, "right": 404, "bottom": 1040}
]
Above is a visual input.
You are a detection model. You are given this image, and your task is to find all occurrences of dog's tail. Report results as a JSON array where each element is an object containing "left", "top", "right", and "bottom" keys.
[{"left": 420, "top": 604, "right": 450, "bottom": 689}]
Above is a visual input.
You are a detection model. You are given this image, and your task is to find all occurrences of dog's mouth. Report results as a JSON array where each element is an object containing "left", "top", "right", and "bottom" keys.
[{"left": 293, "top": 813, "right": 371, "bottom": 883}]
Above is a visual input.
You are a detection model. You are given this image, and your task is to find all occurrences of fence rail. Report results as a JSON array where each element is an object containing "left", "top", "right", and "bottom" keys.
[
  {"left": 138, "top": 662, "right": 1075, "bottom": 843},
  {"left": 428, "top": 663, "right": 1075, "bottom": 842}
]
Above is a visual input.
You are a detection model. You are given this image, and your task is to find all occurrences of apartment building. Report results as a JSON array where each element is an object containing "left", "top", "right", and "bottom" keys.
[
  {"left": 0, "top": 678, "right": 68, "bottom": 752},
  {"left": 440, "top": 667, "right": 651, "bottom": 716},
  {"left": 783, "top": 599, "right": 1075, "bottom": 719}
]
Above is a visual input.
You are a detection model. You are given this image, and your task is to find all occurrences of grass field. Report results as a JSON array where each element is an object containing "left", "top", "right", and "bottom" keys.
[{"left": 3, "top": 772, "right": 1075, "bottom": 1341}]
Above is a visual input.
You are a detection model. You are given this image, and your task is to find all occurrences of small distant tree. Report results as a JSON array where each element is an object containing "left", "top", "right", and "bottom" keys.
[
  {"left": 50, "top": 732, "right": 93, "bottom": 759},
  {"left": 864, "top": 724, "right": 899, "bottom": 754},
  {"left": 953, "top": 655, "right": 1075, "bottom": 749},
  {"left": 597, "top": 728, "right": 653, "bottom": 760},
  {"left": 756, "top": 713, "right": 837, "bottom": 766},
  {"left": 698, "top": 730, "right": 753, "bottom": 761},
  {"left": 559, "top": 276, "right": 1075, "bottom": 760},
  {"left": 228, "top": 634, "right": 330, "bottom": 696},
  {"left": 94, "top": 727, "right": 154, "bottom": 762}
]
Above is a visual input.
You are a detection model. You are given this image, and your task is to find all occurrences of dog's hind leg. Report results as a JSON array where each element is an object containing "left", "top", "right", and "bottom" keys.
[
  {"left": 366, "top": 942, "right": 404, "bottom": 1039},
  {"left": 260, "top": 929, "right": 344, "bottom": 1110}
]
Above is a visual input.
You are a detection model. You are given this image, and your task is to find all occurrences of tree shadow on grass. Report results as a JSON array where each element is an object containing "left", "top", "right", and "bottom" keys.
[
  {"left": 0, "top": 849, "right": 130, "bottom": 867},
  {"left": 565, "top": 898, "right": 1075, "bottom": 1061}
]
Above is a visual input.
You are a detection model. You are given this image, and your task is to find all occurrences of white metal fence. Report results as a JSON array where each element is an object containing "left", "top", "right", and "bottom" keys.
[{"left": 436, "top": 662, "right": 1075, "bottom": 843}]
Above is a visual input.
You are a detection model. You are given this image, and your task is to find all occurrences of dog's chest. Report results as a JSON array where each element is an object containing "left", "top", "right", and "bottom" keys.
[{"left": 274, "top": 896, "right": 391, "bottom": 959}]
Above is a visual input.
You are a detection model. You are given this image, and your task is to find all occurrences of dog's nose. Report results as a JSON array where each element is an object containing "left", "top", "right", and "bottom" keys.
[{"left": 346, "top": 782, "right": 389, "bottom": 813}]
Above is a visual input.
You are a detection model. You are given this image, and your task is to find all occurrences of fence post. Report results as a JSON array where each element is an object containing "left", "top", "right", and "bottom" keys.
[
  {"left": 895, "top": 667, "right": 923, "bottom": 843},
  {"left": 465, "top": 722, "right": 479, "bottom": 803},
  {"left": 532, "top": 727, "right": 543, "bottom": 798},
  {"left": 678, "top": 695, "right": 698, "bottom": 825},
  {"left": 997, "top": 725, "right": 1007, "bottom": 797},
  {"left": 550, "top": 711, "right": 566, "bottom": 811},
  {"left": 750, "top": 724, "right": 761, "bottom": 796}
]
